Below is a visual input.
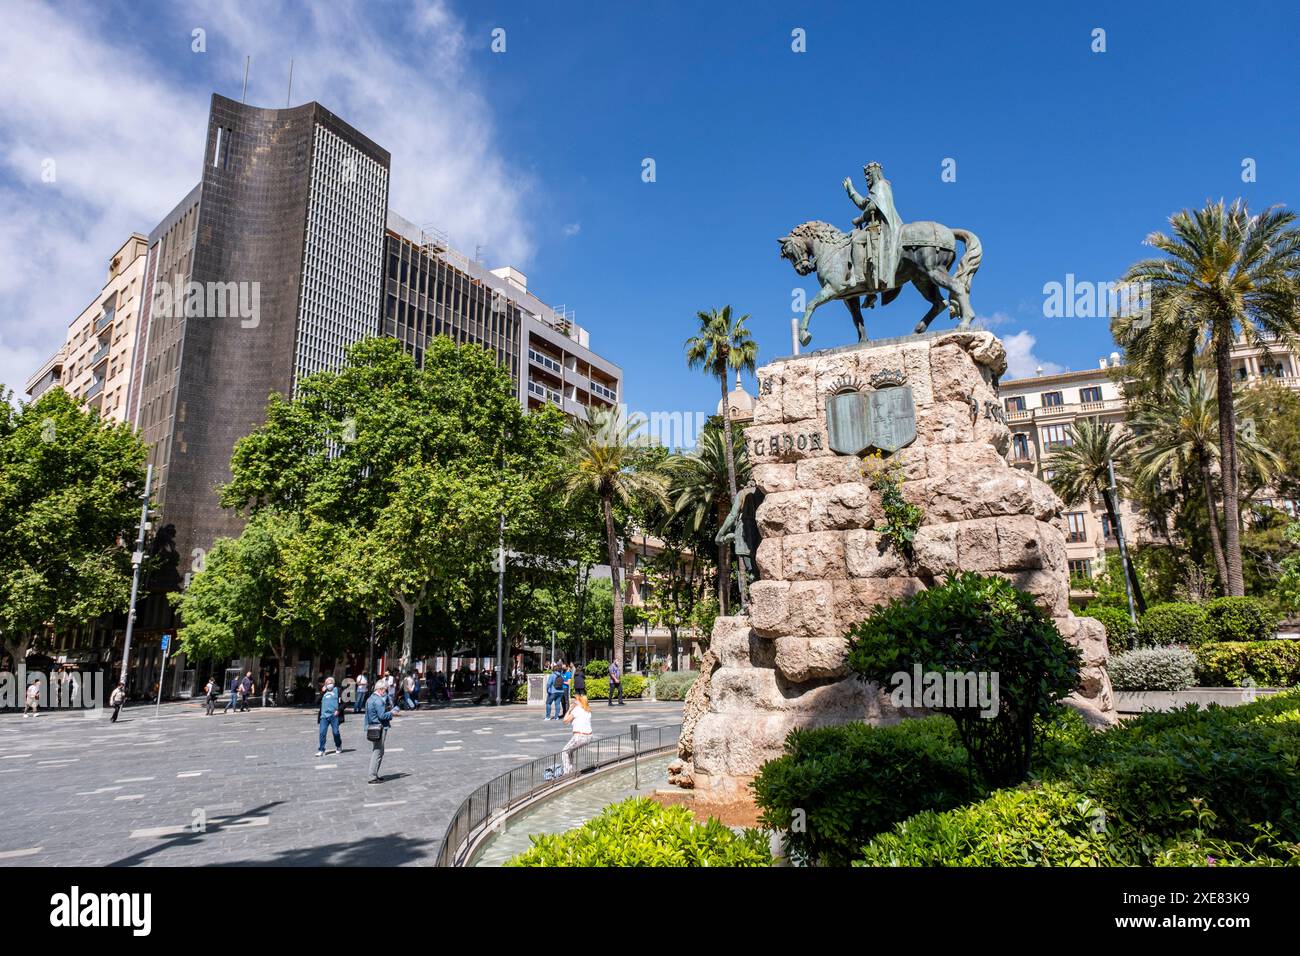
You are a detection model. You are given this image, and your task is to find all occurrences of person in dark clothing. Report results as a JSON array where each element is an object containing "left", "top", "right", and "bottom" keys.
[{"left": 608, "top": 659, "right": 624, "bottom": 706}]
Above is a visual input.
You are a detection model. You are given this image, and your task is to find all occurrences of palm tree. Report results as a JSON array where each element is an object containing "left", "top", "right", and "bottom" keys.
[
  {"left": 685, "top": 306, "right": 758, "bottom": 611},
  {"left": 1130, "top": 372, "right": 1282, "bottom": 593},
  {"left": 666, "top": 427, "right": 751, "bottom": 611},
  {"left": 555, "top": 407, "right": 668, "bottom": 672},
  {"left": 1116, "top": 199, "right": 1300, "bottom": 595},
  {"left": 1046, "top": 418, "right": 1146, "bottom": 614}
]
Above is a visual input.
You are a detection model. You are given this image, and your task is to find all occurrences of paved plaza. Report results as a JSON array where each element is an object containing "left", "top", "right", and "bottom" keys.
[{"left": 0, "top": 698, "right": 682, "bottom": 867}]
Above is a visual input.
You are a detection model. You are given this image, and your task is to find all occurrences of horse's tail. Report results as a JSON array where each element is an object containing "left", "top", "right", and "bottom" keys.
[{"left": 951, "top": 228, "right": 982, "bottom": 292}]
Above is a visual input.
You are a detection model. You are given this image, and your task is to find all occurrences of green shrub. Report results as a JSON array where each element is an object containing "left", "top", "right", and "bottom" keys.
[
  {"left": 1204, "top": 597, "right": 1279, "bottom": 644},
  {"left": 1082, "top": 604, "right": 1137, "bottom": 652},
  {"left": 846, "top": 571, "right": 1080, "bottom": 787},
  {"left": 1053, "top": 690, "right": 1300, "bottom": 847},
  {"left": 582, "top": 675, "right": 647, "bottom": 700},
  {"left": 856, "top": 783, "right": 1134, "bottom": 866},
  {"left": 1194, "top": 641, "right": 1300, "bottom": 688},
  {"left": 652, "top": 670, "right": 698, "bottom": 701},
  {"left": 752, "top": 716, "right": 982, "bottom": 866},
  {"left": 584, "top": 660, "right": 611, "bottom": 678},
  {"left": 1137, "top": 602, "right": 1209, "bottom": 647},
  {"left": 1107, "top": 647, "right": 1197, "bottom": 691},
  {"left": 505, "top": 797, "right": 771, "bottom": 867},
  {"left": 514, "top": 681, "right": 529, "bottom": 703}
]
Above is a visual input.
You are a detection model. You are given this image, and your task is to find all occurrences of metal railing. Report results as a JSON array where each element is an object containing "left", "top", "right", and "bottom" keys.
[{"left": 434, "top": 721, "right": 681, "bottom": 867}]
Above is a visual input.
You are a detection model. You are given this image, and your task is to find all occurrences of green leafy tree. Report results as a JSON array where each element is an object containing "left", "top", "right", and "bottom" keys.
[
  {"left": 685, "top": 306, "right": 757, "bottom": 611},
  {"left": 174, "top": 509, "right": 343, "bottom": 703},
  {"left": 555, "top": 407, "right": 668, "bottom": 671},
  {"left": 223, "top": 336, "right": 564, "bottom": 671},
  {"left": 1046, "top": 417, "right": 1146, "bottom": 613},
  {"left": 1116, "top": 199, "right": 1300, "bottom": 595},
  {"left": 0, "top": 388, "right": 146, "bottom": 662}
]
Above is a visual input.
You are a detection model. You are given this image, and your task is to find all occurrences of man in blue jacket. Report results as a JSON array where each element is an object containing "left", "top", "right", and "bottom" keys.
[
  {"left": 364, "top": 678, "right": 395, "bottom": 784},
  {"left": 316, "top": 677, "right": 343, "bottom": 757}
]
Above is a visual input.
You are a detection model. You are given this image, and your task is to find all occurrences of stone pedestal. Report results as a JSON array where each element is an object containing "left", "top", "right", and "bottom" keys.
[{"left": 682, "top": 330, "right": 1113, "bottom": 798}]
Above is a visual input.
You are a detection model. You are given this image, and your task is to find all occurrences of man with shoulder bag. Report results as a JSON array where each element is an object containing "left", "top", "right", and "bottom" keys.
[{"left": 364, "top": 678, "right": 395, "bottom": 784}]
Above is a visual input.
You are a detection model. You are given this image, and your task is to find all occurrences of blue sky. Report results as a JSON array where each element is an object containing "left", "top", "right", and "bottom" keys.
[{"left": 3, "top": 0, "right": 1298, "bottom": 431}]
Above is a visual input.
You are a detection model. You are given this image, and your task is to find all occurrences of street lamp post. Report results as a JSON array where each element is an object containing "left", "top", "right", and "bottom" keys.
[
  {"left": 119, "top": 463, "right": 154, "bottom": 692},
  {"left": 494, "top": 511, "right": 505, "bottom": 705}
]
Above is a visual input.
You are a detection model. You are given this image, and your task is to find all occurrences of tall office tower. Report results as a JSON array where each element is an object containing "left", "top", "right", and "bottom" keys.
[
  {"left": 384, "top": 211, "right": 622, "bottom": 417},
  {"left": 128, "top": 94, "right": 390, "bottom": 576},
  {"left": 26, "top": 234, "right": 149, "bottom": 422}
]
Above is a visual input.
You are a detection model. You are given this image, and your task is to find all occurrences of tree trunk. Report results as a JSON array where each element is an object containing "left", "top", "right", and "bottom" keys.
[
  {"left": 603, "top": 495, "right": 625, "bottom": 671},
  {"left": 716, "top": 497, "right": 730, "bottom": 616},
  {"left": 276, "top": 636, "right": 289, "bottom": 706},
  {"left": 719, "top": 367, "right": 748, "bottom": 610},
  {"left": 1199, "top": 452, "right": 1230, "bottom": 592},
  {"left": 1101, "top": 488, "right": 1146, "bottom": 614},
  {"left": 397, "top": 596, "right": 416, "bottom": 671},
  {"left": 1214, "top": 325, "right": 1246, "bottom": 595}
]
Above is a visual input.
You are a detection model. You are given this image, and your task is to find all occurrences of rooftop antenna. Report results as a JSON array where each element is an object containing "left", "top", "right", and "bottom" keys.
[
  {"left": 286, "top": 59, "right": 294, "bottom": 106},
  {"left": 241, "top": 55, "right": 250, "bottom": 103}
]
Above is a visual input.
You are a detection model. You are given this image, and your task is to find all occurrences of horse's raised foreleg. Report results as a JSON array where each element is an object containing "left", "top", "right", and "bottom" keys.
[{"left": 798, "top": 285, "right": 837, "bottom": 348}]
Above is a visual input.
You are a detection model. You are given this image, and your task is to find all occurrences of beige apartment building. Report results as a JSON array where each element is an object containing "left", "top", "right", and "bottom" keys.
[
  {"left": 1000, "top": 336, "right": 1300, "bottom": 603},
  {"left": 25, "top": 233, "right": 148, "bottom": 423}
]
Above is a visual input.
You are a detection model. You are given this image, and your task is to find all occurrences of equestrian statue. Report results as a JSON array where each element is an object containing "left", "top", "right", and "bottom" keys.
[{"left": 777, "top": 162, "right": 982, "bottom": 347}]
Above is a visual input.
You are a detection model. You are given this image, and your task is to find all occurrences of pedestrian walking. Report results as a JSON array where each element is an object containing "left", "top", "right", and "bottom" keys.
[
  {"left": 608, "top": 659, "right": 624, "bottom": 706},
  {"left": 225, "top": 673, "right": 238, "bottom": 713},
  {"left": 402, "top": 672, "right": 416, "bottom": 711},
  {"left": 543, "top": 667, "right": 558, "bottom": 720},
  {"left": 237, "top": 671, "right": 253, "bottom": 712},
  {"left": 561, "top": 662, "right": 574, "bottom": 717},
  {"left": 560, "top": 693, "right": 593, "bottom": 775},
  {"left": 23, "top": 679, "right": 40, "bottom": 717},
  {"left": 354, "top": 673, "right": 368, "bottom": 714},
  {"left": 204, "top": 677, "right": 218, "bottom": 716},
  {"left": 316, "top": 677, "right": 344, "bottom": 756},
  {"left": 109, "top": 682, "right": 126, "bottom": 722},
  {"left": 364, "top": 678, "right": 395, "bottom": 784}
]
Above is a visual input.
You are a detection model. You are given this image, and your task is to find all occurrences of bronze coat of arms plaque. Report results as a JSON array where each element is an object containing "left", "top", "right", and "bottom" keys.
[{"left": 826, "top": 385, "right": 917, "bottom": 455}]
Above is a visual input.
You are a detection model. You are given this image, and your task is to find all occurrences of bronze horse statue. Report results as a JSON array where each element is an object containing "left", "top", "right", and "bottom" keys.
[{"left": 778, "top": 219, "right": 982, "bottom": 346}]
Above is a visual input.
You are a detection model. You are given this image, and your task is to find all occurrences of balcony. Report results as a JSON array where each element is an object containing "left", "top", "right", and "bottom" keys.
[
  {"left": 526, "top": 379, "right": 562, "bottom": 407},
  {"left": 85, "top": 378, "right": 104, "bottom": 400},
  {"left": 590, "top": 380, "right": 618, "bottom": 403},
  {"left": 528, "top": 348, "right": 563, "bottom": 376},
  {"left": 91, "top": 342, "right": 110, "bottom": 366},
  {"left": 1006, "top": 407, "right": 1030, "bottom": 422},
  {"left": 95, "top": 308, "right": 115, "bottom": 333}
]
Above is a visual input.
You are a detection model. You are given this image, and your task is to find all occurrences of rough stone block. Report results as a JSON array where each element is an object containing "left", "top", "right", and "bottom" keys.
[
  {"left": 781, "top": 530, "right": 847, "bottom": 581},
  {"left": 774, "top": 635, "right": 850, "bottom": 682}
]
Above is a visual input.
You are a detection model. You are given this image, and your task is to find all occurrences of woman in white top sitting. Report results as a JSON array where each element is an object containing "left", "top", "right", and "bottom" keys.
[{"left": 561, "top": 693, "right": 593, "bottom": 775}]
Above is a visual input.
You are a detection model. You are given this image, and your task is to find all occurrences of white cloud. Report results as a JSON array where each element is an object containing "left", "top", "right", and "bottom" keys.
[
  {"left": 0, "top": 0, "right": 530, "bottom": 396},
  {"left": 1002, "top": 330, "right": 1065, "bottom": 379},
  {"left": 972, "top": 310, "right": 1012, "bottom": 330},
  {"left": 562, "top": 222, "right": 581, "bottom": 237},
  {"left": 192, "top": 0, "right": 532, "bottom": 266}
]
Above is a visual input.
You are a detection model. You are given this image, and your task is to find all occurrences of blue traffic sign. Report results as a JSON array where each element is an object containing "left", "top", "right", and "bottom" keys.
[{"left": 161, "top": 634, "right": 171, "bottom": 653}]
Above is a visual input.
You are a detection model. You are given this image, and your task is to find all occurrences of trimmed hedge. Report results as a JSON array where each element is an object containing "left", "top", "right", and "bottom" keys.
[
  {"left": 752, "top": 716, "right": 982, "bottom": 866},
  {"left": 584, "top": 660, "right": 611, "bottom": 678},
  {"left": 855, "top": 690, "right": 1300, "bottom": 866},
  {"left": 1137, "top": 602, "right": 1209, "bottom": 648},
  {"left": 1107, "top": 647, "right": 1198, "bottom": 691},
  {"left": 652, "top": 670, "right": 698, "bottom": 701},
  {"left": 505, "top": 797, "right": 771, "bottom": 867},
  {"left": 1194, "top": 641, "right": 1300, "bottom": 688},
  {"left": 1082, "top": 604, "right": 1137, "bottom": 652},
  {"left": 857, "top": 783, "right": 1128, "bottom": 866},
  {"left": 582, "top": 675, "right": 647, "bottom": 700},
  {"left": 1205, "top": 597, "right": 1279, "bottom": 644}
]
